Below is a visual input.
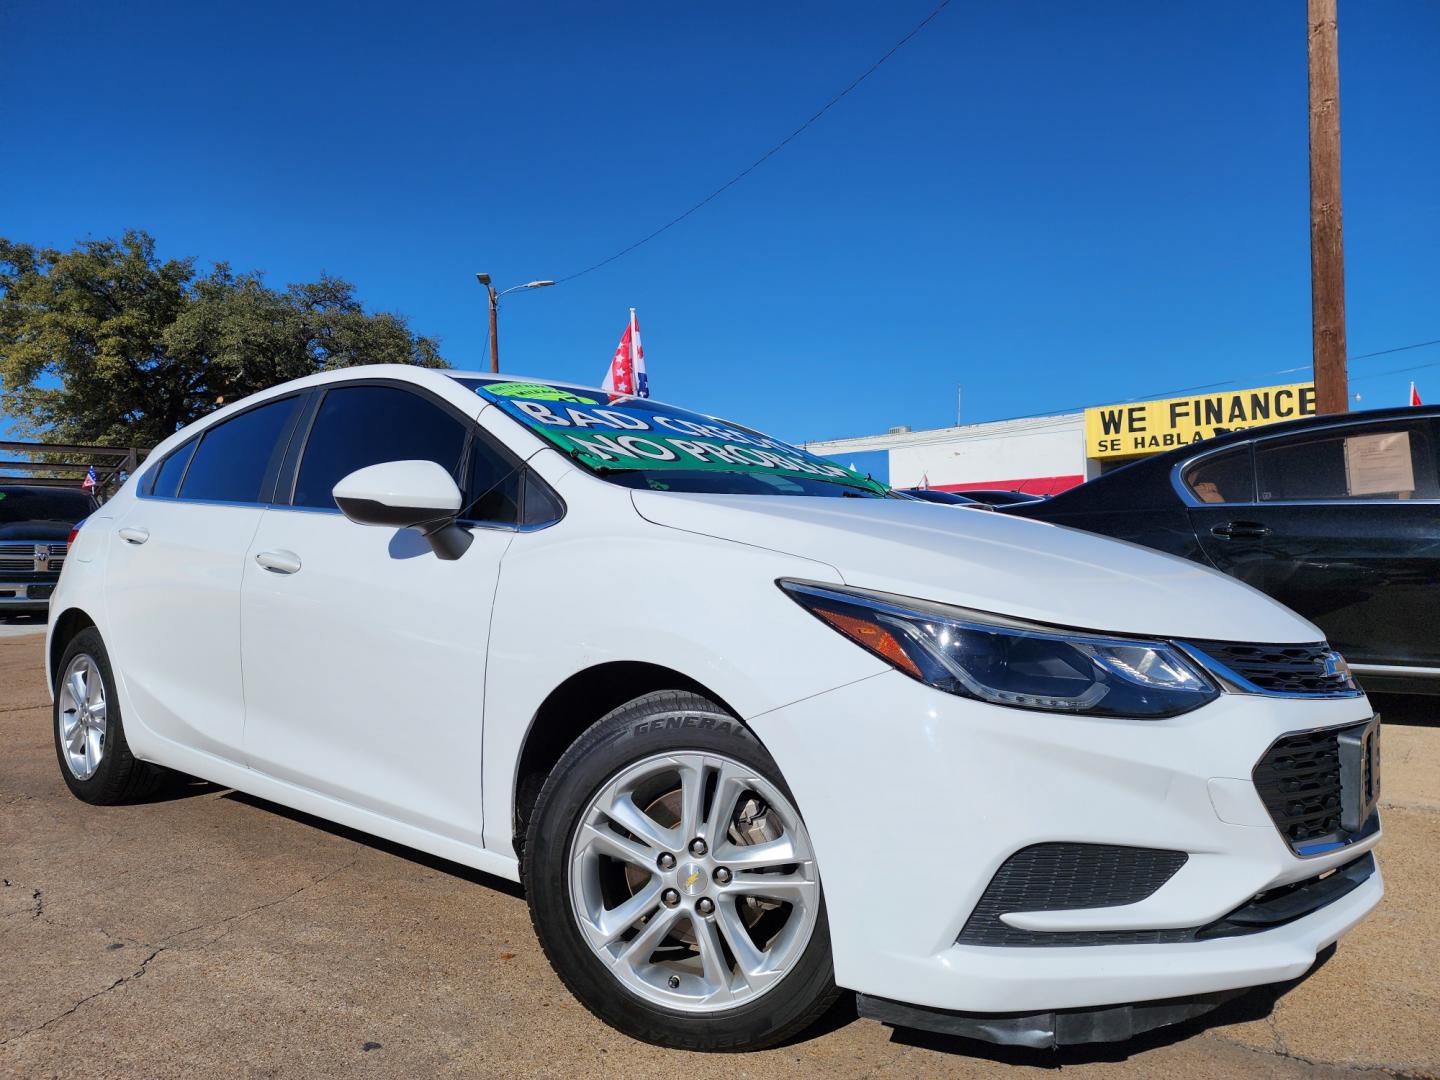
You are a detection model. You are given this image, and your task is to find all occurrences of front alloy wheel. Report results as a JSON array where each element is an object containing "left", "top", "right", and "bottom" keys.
[
  {"left": 525, "top": 690, "right": 838, "bottom": 1050},
  {"left": 569, "top": 751, "right": 819, "bottom": 1013}
]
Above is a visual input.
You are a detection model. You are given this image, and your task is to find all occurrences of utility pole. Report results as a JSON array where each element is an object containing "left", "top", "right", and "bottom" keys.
[{"left": 1308, "top": 0, "right": 1348, "bottom": 414}]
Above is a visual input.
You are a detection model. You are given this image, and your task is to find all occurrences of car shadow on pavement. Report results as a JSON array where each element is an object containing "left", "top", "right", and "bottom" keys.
[
  {"left": 146, "top": 775, "right": 227, "bottom": 803},
  {"left": 220, "top": 790, "right": 527, "bottom": 900},
  {"left": 872, "top": 948, "right": 1335, "bottom": 1066}
]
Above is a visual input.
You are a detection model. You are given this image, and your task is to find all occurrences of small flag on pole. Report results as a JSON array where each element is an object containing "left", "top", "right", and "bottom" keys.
[
  {"left": 1410, "top": 382, "right": 1422, "bottom": 406},
  {"left": 920, "top": 472, "right": 930, "bottom": 490},
  {"left": 602, "top": 309, "right": 649, "bottom": 400},
  {"left": 82, "top": 466, "right": 97, "bottom": 490}
]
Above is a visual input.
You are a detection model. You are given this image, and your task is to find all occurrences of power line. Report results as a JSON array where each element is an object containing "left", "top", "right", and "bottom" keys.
[
  {"left": 1022, "top": 336, "right": 1440, "bottom": 420},
  {"left": 555, "top": 0, "right": 954, "bottom": 284},
  {"left": 816, "top": 336, "right": 1440, "bottom": 444}
]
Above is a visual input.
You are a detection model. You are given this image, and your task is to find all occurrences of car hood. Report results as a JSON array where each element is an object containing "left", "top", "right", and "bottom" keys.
[
  {"left": 631, "top": 491, "right": 1321, "bottom": 643},
  {"left": 0, "top": 520, "right": 74, "bottom": 543}
]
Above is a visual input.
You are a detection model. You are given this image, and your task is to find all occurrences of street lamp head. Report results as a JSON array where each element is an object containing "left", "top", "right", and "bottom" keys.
[
  {"left": 526, "top": 280, "right": 556, "bottom": 289},
  {"left": 475, "top": 273, "right": 492, "bottom": 286}
]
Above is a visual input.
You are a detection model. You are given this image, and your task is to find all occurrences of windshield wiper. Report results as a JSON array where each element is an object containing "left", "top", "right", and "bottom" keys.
[{"left": 565, "top": 449, "right": 650, "bottom": 477}]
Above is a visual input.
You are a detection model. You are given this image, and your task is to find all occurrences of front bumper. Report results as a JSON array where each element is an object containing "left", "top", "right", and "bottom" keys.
[
  {"left": 0, "top": 581, "right": 55, "bottom": 609},
  {"left": 748, "top": 670, "right": 1382, "bottom": 1016}
]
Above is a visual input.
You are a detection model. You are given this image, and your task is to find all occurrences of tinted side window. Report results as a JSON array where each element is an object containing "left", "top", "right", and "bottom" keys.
[
  {"left": 1183, "top": 447, "right": 1253, "bottom": 504},
  {"left": 179, "top": 397, "right": 301, "bottom": 504},
  {"left": 146, "top": 438, "right": 198, "bottom": 498},
  {"left": 1256, "top": 424, "right": 1439, "bottom": 502},
  {"left": 520, "top": 473, "right": 564, "bottom": 526},
  {"left": 465, "top": 439, "right": 521, "bottom": 524},
  {"left": 293, "top": 386, "right": 467, "bottom": 509}
]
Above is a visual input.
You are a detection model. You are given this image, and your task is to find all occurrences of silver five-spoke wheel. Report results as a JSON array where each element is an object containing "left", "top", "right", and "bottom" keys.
[
  {"left": 568, "top": 751, "right": 819, "bottom": 1013},
  {"left": 58, "top": 653, "right": 107, "bottom": 781}
]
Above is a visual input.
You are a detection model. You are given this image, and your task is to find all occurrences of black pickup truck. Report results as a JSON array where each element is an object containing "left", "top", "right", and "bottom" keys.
[{"left": 0, "top": 485, "right": 98, "bottom": 615}]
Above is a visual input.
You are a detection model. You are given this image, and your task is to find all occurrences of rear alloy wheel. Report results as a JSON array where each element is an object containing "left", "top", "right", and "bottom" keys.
[
  {"left": 525, "top": 691, "right": 838, "bottom": 1050},
  {"left": 53, "top": 627, "right": 166, "bottom": 804},
  {"left": 58, "top": 653, "right": 107, "bottom": 781}
]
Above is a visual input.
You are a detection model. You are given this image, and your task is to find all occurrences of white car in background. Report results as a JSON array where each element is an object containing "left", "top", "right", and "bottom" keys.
[{"left": 48, "top": 366, "right": 1382, "bottom": 1051}]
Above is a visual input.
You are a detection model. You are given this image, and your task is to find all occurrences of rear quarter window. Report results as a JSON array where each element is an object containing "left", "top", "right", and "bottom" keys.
[{"left": 1182, "top": 447, "right": 1254, "bottom": 504}]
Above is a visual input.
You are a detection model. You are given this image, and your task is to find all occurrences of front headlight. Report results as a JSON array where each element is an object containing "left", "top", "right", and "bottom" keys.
[{"left": 781, "top": 581, "right": 1219, "bottom": 719}]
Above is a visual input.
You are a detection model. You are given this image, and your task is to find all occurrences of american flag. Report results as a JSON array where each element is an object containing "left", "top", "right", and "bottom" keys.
[
  {"left": 602, "top": 308, "right": 649, "bottom": 400},
  {"left": 82, "top": 466, "right": 97, "bottom": 490}
]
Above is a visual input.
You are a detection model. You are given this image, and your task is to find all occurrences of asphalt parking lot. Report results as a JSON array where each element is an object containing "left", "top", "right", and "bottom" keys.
[{"left": 2, "top": 632, "right": 1437, "bottom": 1079}]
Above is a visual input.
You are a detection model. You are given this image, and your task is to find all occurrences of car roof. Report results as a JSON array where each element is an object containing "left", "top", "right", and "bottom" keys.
[
  {"left": 1041, "top": 402, "right": 1440, "bottom": 509},
  {"left": 0, "top": 484, "right": 93, "bottom": 496}
]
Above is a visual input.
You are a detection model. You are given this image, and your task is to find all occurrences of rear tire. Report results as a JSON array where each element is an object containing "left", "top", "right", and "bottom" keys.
[
  {"left": 54, "top": 628, "right": 167, "bottom": 804},
  {"left": 524, "top": 690, "right": 839, "bottom": 1051}
]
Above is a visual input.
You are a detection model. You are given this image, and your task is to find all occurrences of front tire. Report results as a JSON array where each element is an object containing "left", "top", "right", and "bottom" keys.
[
  {"left": 54, "top": 628, "right": 166, "bottom": 804},
  {"left": 524, "top": 690, "right": 838, "bottom": 1051}
]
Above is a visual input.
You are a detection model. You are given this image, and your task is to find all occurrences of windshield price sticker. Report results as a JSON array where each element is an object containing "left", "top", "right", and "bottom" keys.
[{"left": 477, "top": 386, "right": 884, "bottom": 493}]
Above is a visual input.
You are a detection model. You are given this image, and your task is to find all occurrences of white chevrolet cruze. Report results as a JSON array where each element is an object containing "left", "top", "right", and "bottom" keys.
[{"left": 49, "top": 366, "right": 1382, "bottom": 1051}]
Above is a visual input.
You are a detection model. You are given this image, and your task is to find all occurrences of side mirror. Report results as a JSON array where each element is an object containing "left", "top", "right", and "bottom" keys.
[{"left": 332, "top": 460, "right": 472, "bottom": 560}]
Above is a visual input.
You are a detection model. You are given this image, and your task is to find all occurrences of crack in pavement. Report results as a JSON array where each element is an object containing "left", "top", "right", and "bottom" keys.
[
  {"left": 159, "top": 853, "right": 360, "bottom": 949},
  {"left": 0, "top": 947, "right": 164, "bottom": 1049},
  {"left": 0, "top": 854, "right": 359, "bottom": 1050},
  {"left": 0, "top": 883, "right": 44, "bottom": 921},
  {"left": 1214, "top": 1031, "right": 1436, "bottom": 1079}
]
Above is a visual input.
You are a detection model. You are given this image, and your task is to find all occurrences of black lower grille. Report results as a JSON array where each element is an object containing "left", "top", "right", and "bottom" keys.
[
  {"left": 958, "top": 848, "right": 1375, "bottom": 948},
  {"left": 1186, "top": 640, "right": 1357, "bottom": 696},
  {"left": 957, "top": 844, "right": 1187, "bottom": 947},
  {"left": 1253, "top": 729, "right": 1344, "bottom": 847}
]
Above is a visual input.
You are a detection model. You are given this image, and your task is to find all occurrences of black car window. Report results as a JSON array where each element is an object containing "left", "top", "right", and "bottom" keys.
[
  {"left": 1256, "top": 423, "right": 1440, "bottom": 502},
  {"left": 1183, "top": 447, "right": 1253, "bottom": 504},
  {"left": 0, "top": 488, "right": 96, "bottom": 526},
  {"left": 178, "top": 397, "right": 301, "bottom": 504},
  {"left": 520, "top": 473, "right": 563, "bottom": 526},
  {"left": 293, "top": 385, "right": 467, "bottom": 510},
  {"left": 146, "top": 438, "right": 198, "bottom": 499},
  {"left": 464, "top": 438, "right": 521, "bottom": 525}
]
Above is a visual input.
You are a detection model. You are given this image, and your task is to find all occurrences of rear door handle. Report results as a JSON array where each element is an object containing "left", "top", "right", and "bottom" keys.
[
  {"left": 117, "top": 527, "right": 149, "bottom": 545},
  {"left": 1210, "top": 521, "right": 1271, "bottom": 540},
  {"left": 255, "top": 549, "right": 302, "bottom": 575}
]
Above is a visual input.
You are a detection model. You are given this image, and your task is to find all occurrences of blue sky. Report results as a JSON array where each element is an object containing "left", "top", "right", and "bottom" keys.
[{"left": 3, "top": 0, "right": 1437, "bottom": 475}]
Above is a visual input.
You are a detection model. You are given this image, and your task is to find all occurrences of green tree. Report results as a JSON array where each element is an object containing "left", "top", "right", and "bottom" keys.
[{"left": 0, "top": 230, "right": 447, "bottom": 447}]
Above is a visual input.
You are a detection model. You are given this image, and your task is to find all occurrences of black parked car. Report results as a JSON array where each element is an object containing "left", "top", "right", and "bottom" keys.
[
  {"left": 1003, "top": 405, "right": 1440, "bottom": 696},
  {"left": 954, "top": 488, "right": 1047, "bottom": 507},
  {"left": 896, "top": 487, "right": 992, "bottom": 509},
  {"left": 0, "top": 485, "right": 98, "bottom": 615}
]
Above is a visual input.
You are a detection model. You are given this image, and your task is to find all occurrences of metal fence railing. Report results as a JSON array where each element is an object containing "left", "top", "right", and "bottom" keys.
[{"left": 0, "top": 441, "right": 150, "bottom": 502}]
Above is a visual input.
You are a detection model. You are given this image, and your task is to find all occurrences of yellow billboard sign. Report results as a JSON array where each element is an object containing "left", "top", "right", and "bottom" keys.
[{"left": 1085, "top": 382, "right": 1317, "bottom": 459}]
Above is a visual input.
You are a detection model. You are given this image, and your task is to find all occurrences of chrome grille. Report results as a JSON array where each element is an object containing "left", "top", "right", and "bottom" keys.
[
  {"left": 0, "top": 542, "right": 68, "bottom": 573},
  {"left": 1184, "top": 640, "right": 1359, "bottom": 696}
]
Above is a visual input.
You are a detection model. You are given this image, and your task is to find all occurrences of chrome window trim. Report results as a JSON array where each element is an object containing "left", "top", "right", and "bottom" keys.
[
  {"left": 256, "top": 499, "right": 558, "bottom": 534},
  {"left": 1170, "top": 414, "right": 1440, "bottom": 509}
]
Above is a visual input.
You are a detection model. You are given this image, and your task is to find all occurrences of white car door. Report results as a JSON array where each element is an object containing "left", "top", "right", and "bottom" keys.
[
  {"left": 106, "top": 394, "right": 306, "bottom": 760},
  {"left": 239, "top": 382, "right": 530, "bottom": 846}
]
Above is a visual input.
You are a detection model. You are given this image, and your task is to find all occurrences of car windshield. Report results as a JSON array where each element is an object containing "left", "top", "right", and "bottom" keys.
[
  {"left": 453, "top": 378, "right": 890, "bottom": 498},
  {"left": 0, "top": 488, "right": 94, "bottom": 526}
]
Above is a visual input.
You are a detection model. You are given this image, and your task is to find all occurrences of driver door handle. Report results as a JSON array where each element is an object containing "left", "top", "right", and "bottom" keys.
[
  {"left": 255, "top": 549, "right": 302, "bottom": 575},
  {"left": 118, "top": 527, "right": 149, "bottom": 545},
  {"left": 1210, "top": 521, "right": 1271, "bottom": 540}
]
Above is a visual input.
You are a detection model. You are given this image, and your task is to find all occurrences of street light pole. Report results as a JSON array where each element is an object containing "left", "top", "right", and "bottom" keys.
[
  {"left": 1308, "top": 0, "right": 1347, "bottom": 414},
  {"left": 476, "top": 274, "right": 556, "bottom": 374}
]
